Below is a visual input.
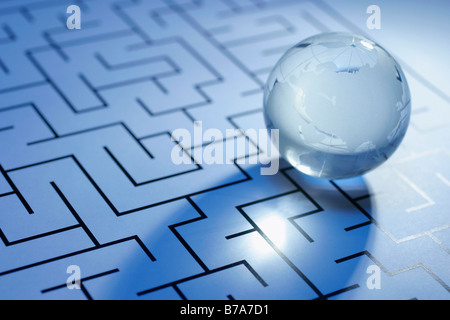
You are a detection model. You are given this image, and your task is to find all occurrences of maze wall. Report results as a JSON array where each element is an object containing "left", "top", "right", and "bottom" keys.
[{"left": 0, "top": 0, "right": 449, "bottom": 299}]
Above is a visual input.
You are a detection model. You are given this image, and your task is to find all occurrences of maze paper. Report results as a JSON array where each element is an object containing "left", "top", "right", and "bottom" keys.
[{"left": 0, "top": 0, "right": 449, "bottom": 300}]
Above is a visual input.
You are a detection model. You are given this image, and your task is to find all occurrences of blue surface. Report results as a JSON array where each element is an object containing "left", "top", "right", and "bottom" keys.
[{"left": 0, "top": 0, "right": 449, "bottom": 300}]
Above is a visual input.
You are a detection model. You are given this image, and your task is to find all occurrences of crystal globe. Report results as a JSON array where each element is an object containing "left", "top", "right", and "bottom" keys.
[{"left": 263, "top": 32, "right": 411, "bottom": 179}]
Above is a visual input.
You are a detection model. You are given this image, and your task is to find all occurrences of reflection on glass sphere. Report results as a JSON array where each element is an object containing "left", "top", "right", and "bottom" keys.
[{"left": 264, "top": 32, "right": 411, "bottom": 179}]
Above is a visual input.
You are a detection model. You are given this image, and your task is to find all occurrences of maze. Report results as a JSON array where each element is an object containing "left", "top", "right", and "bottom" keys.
[{"left": 0, "top": 0, "right": 449, "bottom": 300}]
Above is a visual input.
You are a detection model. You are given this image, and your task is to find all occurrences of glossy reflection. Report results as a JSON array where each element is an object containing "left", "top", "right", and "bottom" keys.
[{"left": 264, "top": 32, "right": 411, "bottom": 179}]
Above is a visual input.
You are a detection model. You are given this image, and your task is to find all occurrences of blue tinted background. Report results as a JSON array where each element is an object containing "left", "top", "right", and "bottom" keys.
[{"left": 0, "top": 0, "right": 449, "bottom": 299}]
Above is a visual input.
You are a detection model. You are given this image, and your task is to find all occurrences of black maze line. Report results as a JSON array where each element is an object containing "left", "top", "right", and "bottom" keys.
[
  {"left": 344, "top": 221, "right": 371, "bottom": 232},
  {"left": 335, "top": 250, "right": 450, "bottom": 295},
  {"left": 12, "top": 114, "right": 257, "bottom": 200},
  {"left": 0, "top": 146, "right": 306, "bottom": 298},
  {"left": 0, "top": 24, "right": 15, "bottom": 44},
  {"left": 164, "top": 0, "right": 303, "bottom": 89},
  {"left": 54, "top": 16, "right": 102, "bottom": 37},
  {"left": 219, "top": 15, "right": 296, "bottom": 48},
  {"left": 7, "top": 118, "right": 253, "bottom": 217},
  {"left": 149, "top": 10, "right": 168, "bottom": 28},
  {"left": 0, "top": 0, "right": 71, "bottom": 15},
  {"left": 0, "top": 102, "right": 58, "bottom": 140},
  {"left": 300, "top": 9, "right": 332, "bottom": 33},
  {"left": 144, "top": 130, "right": 198, "bottom": 165},
  {"left": 0, "top": 191, "right": 14, "bottom": 197},
  {"left": 138, "top": 93, "right": 199, "bottom": 123},
  {"left": 0, "top": 0, "right": 132, "bottom": 62},
  {"left": 111, "top": 0, "right": 153, "bottom": 44},
  {"left": 0, "top": 225, "right": 79, "bottom": 247},
  {"left": 166, "top": 1, "right": 383, "bottom": 294},
  {"left": 172, "top": 285, "right": 187, "bottom": 300},
  {"left": 0, "top": 125, "right": 13, "bottom": 132},
  {"left": 181, "top": 133, "right": 262, "bottom": 162},
  {"left": 313, "top": 0, "right": 450, "bottom": 104},
  {"left": 0, "top": 236, "right": 152, "bottom": 278},
  {"left": 3, "top": 0, "right": 294, "bottom": 103},
  {"left": 237, "top": 189, "right": 319, "bottom": 242},
  {"left": 0, "top": 150, "right": 375, "bottom": 298},
  {"left": 224, "top": 174, "right": 355, "bottom": 242},
  {"left": 0, "top": 24, "right": 135, "bottom": 108},
  {"left": 50, "top": 181, "right": 100, "bottom": 247},
  {"left": 148, "top": 0, "right": 208, "bottom": 29},
  {"left": 41, "top": 268, "right": 120, "bottom": 300},
  {"left": 283, "top": 170, "right": 372, "bottom": 232},
  {"left": 234, "top": 203, "right": 362, "bottom": 300},
  {"left": 216, "top": 0, "right": 301, "bottom": 16},
  {"left": 0, "top": 180, "right": 268, "bottom": 300},
  {"left": 0, "top": 161, "right": 99, "bottom": 247},
  {"left": 24, "top": 36, "right": 222, "bottom": 116},
  {"left": 112, "top": 0, "right": 207, "bottom": 45},
  {"left": 125, "top": 36, "right": 224, "bottom": 110},
  {"left": 223, "top": 0, "right": 248, "bottom": 13},
  {"left": 42, "top": 30, "right": 69, "bottom": 62},
  {"left": 2, "top": 4, "right": 235, "bottom": 134},
  {"left": 113, "top": 0, "right": 215, "bottom": 85},
  {"left": 94, "top": 52, "right": 178, "bottom": 72},
  {"left": 171, "top": 196, "right": 208, "bottom": 272},
  {"left": 103, "top": 144, "right": 201, "bottom": 187},
  {"left": 93, "top": 67, "right": 178, "bottom": 93},
  {"left": 233, "top": 171, "right": 323, "bottom": 299},
  {"left": 240, "top": 87, "right": 263, "bottom": 97},
  {"left": 329, "top": 180, "right": 373, "bottom": 230},
  {"left": 137, "top": 259, "right": 268, "bottom": 299},
  {"left": 25, "top": 49, "right": 103, "bottom": 114},
  {"left": 0, "top": 164, "right": 33, "bottom": 214},
  {"left": 133, "top": 78, "right": 219, "bottom": 118},
  {"left": 78, "top": 73, "right": 108, "bottom": 106},
  {"left": 225, "top": 228, "right": 256, "bottom": 240},
  {"left": 14, "top": 129, "right": 194, "bottom": 229},
  {"left": 179, "top": 0, "right": 450, "bottom": 110},
  {"left": 221, "top": 166, "right": 374, "bottom": 299},
  {"left": 0, "top": 58, "right": 8, "bottom": 74},
  {"left": 226, "top": 108, "right": 264, "bottom": 154},
  {"left": 314, "top": 284, "right": 360, "bottom": 300},
  {"left": 0, "top": 179, "right": 264, "bottom": 300},
  {"left": 135, "top": 93, "right": 199, "bottom": 122},
  {"left": 48, "top": 29, "right": 134, "bottom": 50},
  {"left": 4, "top": 0, "right": 445, "bottom": 111},
  {"left": 165, "top": 2, "right": 264, "bottom": 89},
  {"left": 26, "top": 122, "right": 154, "bottom": 158},
  {"left": 7, "top": 150, "right": 249, "bottom": 216},
  {"left": 77, "top": 282, "right": 93, "bottom": 300},
  {"left": 237, "top": 205, "right": 323, "bottom": 299},
  {"left": 201, "top": 16, "right": 300, "bottom": 86},
  {"left": 0, "top": 80, "right": 48, "bottom": 95},
  {"left": 18, "top": 5, "right": 35, "bottom": 22},
  {"left": 126, "top": 36, "right": 224, "bottom": 81}
]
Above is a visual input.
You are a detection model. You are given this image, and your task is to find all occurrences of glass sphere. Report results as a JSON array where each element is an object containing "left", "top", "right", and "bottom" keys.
[{"left": 263, "top": 32, "right": 411, "bottom": 179}]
